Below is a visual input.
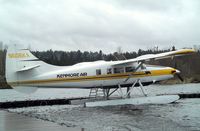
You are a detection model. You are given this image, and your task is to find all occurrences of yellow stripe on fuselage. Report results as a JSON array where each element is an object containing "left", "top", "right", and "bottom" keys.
[{"left": 8, "top": 69, "right": 175, "bottom": 86}]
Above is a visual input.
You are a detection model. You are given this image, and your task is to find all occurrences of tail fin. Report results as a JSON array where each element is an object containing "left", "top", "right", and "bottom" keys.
[
  {"left": 6, "top": 44, "right": 66, "bottom": 93},
  {"left": 6, "top": 44, "right": 40, "bottom": 93}
]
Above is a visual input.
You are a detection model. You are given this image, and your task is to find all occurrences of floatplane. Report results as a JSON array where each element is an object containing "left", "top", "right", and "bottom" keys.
[{"left": 6, "top": 45, "right": 195, "bottom": 107}]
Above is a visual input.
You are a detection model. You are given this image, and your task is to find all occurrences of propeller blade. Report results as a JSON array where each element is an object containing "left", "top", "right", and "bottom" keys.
[{"left": 176, "top": 74, "right": 184, "bottom": 82}]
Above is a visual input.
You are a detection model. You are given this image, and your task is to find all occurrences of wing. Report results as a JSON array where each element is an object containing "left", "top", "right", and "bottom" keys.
[{"left": 113, "top": 49, "right": 195, "bottom": 66}]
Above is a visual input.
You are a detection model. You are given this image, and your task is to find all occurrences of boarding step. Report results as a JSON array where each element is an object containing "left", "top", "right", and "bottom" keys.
[{"left": 89, "top": 88, "right": 105, "bottom": 98}]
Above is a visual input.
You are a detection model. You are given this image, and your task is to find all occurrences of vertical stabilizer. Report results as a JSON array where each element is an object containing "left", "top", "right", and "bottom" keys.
[{"left": 5, "top": 44, "right": 39, "bottom": 93}]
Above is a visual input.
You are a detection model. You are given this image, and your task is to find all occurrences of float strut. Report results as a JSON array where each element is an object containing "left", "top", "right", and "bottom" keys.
[{"left": 138, "top": 79, "right": 147, "bottom": 97}]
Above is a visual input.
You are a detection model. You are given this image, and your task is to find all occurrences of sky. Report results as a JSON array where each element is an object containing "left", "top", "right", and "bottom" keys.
[{"left": 0, "top": 0, "right": 200, "bottom": 53}]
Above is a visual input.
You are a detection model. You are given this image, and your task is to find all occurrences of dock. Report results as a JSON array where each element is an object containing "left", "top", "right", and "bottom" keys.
[
  {"left": 178, "top": 93, "right": 200, "bottom": 98},
  {"left": 0, "top": 97, "right": 88, "bottom": 109},
  {"left": 1, "top": 93, "right": 200, "bottom": 109}
]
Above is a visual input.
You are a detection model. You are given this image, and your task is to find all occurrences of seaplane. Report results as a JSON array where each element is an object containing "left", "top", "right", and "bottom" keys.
[{"left": 5, "top": 45, "right": 195, "bottom": 107}]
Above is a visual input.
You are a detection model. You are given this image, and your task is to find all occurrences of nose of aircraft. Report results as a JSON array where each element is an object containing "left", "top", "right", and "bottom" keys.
[
  {"left": 171, "top": 68, "right": 184, "bottom": 81},
  {"left": 175, "top": 69, "right": 180, "bottom": 74},
  {"left": 171, "top": 69, "right": 180, "bottom": 74}
]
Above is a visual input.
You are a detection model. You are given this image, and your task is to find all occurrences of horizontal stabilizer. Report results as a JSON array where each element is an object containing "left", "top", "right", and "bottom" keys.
[{"left": 17, "top": 64, "right": 40, "bottom": 72}]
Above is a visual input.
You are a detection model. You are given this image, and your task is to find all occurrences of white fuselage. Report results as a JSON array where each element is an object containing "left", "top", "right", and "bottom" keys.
[{"left": 8, "top": 60, "right": 176, "bottom": 88}]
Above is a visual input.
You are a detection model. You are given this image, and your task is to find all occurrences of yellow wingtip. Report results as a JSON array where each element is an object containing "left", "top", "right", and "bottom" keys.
[{"left": 176, "top": 48, "right": 196, "bottom": 55}]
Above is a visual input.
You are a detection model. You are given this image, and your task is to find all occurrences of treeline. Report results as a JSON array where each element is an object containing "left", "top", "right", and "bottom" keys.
[
  {"left": 32, "top": 49, "right": 170, "bottom": 66},
  {"left": 0, "top": 50, "right": 7, "bottom": 88}
]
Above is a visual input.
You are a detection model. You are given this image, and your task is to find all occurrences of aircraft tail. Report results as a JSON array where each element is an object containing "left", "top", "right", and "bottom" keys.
[{"left": 5, "top": 44, "right": 41, "bottom": 93}]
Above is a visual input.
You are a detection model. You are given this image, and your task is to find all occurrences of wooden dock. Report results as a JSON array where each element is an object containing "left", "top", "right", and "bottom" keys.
[
  {"left": 178, "top": 93, "right": 200, "bottom": 98},
  {"left": 0, "top": 97, "right": 88, "bottom": 109}
]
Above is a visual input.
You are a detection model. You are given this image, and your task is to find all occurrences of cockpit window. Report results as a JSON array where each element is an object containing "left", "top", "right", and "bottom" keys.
[{"left": 125, "top": 67, "right": 135, "bottom": 72}]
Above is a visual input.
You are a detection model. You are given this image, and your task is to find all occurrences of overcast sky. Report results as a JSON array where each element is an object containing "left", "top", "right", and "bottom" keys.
[{"left": 0, "top": 0, "right": 200, "bottom": 53}]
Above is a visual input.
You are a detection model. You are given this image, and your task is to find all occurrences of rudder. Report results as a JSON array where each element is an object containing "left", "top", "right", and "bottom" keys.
[{"left": 5, "top": 44, "right": 39, "bottom": 93}]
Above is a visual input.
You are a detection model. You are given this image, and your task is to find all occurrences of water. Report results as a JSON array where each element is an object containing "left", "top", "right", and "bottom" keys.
[
  {"left": 1, "top": 83, "right": 200, "bottom": 130},
  {"left": 0, "top": 110, "right": 81, "bottom": 131},
  {"left": 7, "top": 99, "right": 200, "bottom": 131},
  {"left": 0, "top": 88, "right": 90, "bottom": 102},
  {"left": 0, "top": 83, "right": 200, "bottom": 102}
]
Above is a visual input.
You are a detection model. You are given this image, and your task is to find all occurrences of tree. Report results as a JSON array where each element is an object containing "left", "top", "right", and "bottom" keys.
[{"left": 172, "top": 46, "right": 176, "bottom": 51}]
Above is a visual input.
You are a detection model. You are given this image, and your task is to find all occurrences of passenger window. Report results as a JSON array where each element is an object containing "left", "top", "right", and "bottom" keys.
[
  {"left": 96, "top": 69, "right": 101, "bottom": 75},
  {"left": 114, "top": 67, "right": 124, "bottom": 73},
  {"left": 125, "top": 67, "right": 134, "bottom": 72},
  {"left": 107, "top": 68, "right": 112, "bottom": 74}
]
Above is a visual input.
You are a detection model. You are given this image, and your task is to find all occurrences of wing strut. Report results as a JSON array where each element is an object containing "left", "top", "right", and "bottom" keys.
[{"left": 124, "top": 62, "right": 144, "bottom": 83}]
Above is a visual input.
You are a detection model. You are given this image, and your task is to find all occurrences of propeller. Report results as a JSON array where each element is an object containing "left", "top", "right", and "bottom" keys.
[
  {"left": 173, "top": 57, "right": 184, "bottom": 82},
  {"left": 176, "top": 74, "right": 184, "bottom": 82},
  {"left": 173, "top": 69, "right": 184, "bottom": 82}
]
